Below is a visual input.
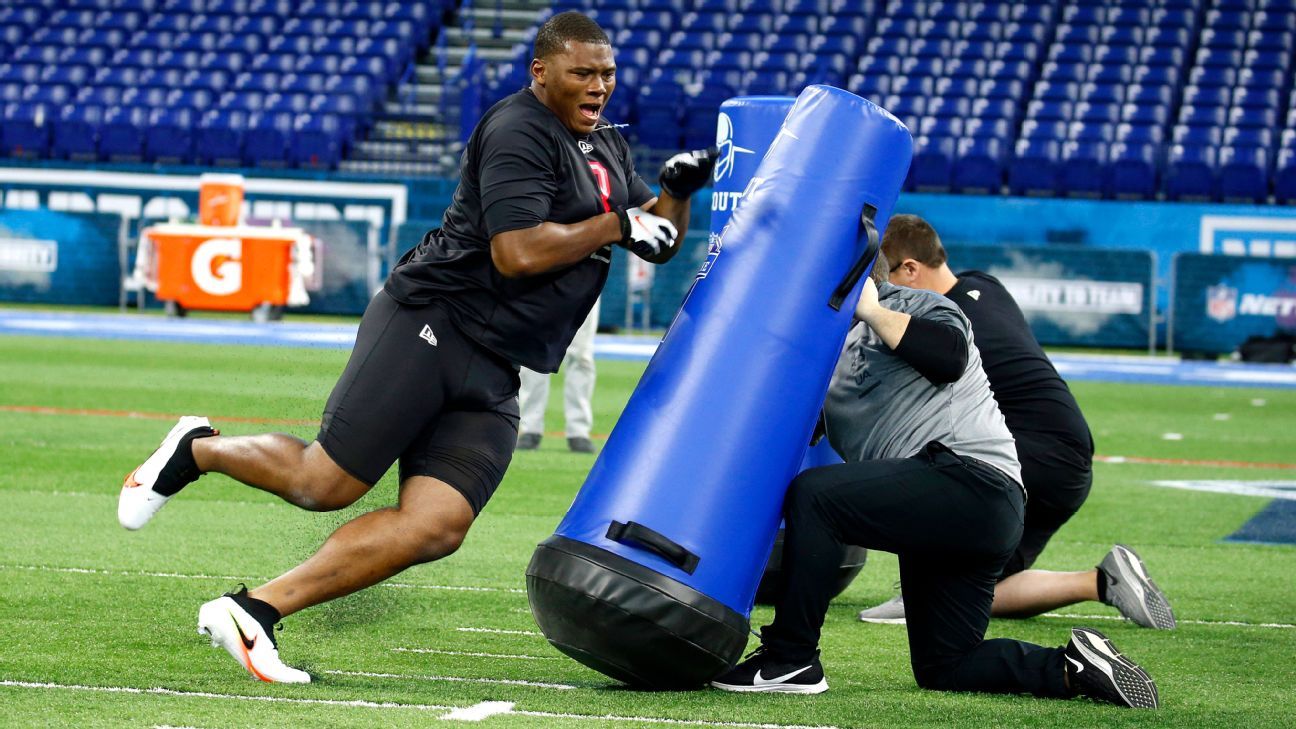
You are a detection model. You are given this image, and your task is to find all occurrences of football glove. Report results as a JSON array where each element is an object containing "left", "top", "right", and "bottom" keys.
[
  {"left": 616, "top": 206, "right": 678, "bottom": 259},
  {"left": 658, "top": 146, "right": 719, "bottom": 199}
]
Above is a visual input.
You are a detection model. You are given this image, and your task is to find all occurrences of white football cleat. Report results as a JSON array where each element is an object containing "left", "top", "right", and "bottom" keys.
[
  {"left": 118, "top": 415, "right": 214, "bottom": 530},
  {"left": 198, "top": 593, "right": 311, "bottom": 684}
]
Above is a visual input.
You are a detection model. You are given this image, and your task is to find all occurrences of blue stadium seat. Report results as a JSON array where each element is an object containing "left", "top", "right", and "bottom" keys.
[
  {"left": 927, "top": 77, "right": 970, "bottom": 100},
  {"left": 811, "top": 33, "right": 857, "bottom": 57},
  {"left": 1027, "top": 100, "right": 1073, "bottom": 123},
  {"left": 1041, "top": 61, "right": 1086, "bottom": 85},
  {"left": 888, "top": 76, "right": 933, "bottom": 100},
  {"left": 634, "top": 80, "right": 683, "bottom": 148},
  {"left": 1036, "top": 80, "right": 1078, "bottom": 103},
  {"left": 679, "top": 10, "right": 725, "bottom": 34},
  {"left": 1121, "top": 104, "right": 1169, "bottom": 128},
  {"left": 681, "top": 84, "right": 731, "bottom": 149},
  {"left": 963, "top": 118, "right": 1009, "bottom": 141},
  {"left": 77, "top": 87, "right": 123, "bottom": 108},
  {"left": 1234, "top": 87, "right": 1280, "bottom": 110},
  {"left": 1243, "top": 49, "right": 1289, "bottom": 72},
  {"left": 1134, "top": 65, "right": 1181, "bottom": 88},
  {"left": 961, "top": 19, "right": 1000, "bottom": 43},
  {"left": 1102, "top": 26, "right": 1142, "bottom": 47},
  {"left": 971, "top": 98, "right": 1017, "bottom": 125},
  {"left": 1224, "top": 127, "right": 1273, "bottom": 150},
  {"left": 1126, "top": 84, "right": 1172, "bottom": 108},
  {"left": 926, "top": 96, "right": 969, "bottom": 120},
  {"left": 1107, "top": 142, "right": 1157, "bottom": 198},
  {"left": 915, "top": 116, "right": 963, "bottom": 140},
  {"left": 1227, "top": 106, "right": 1277, "bottom": 130},
  {"left": 943, "top": 58, "right": 984, "bottom": 79},
  {"left": 953, "top": 39, "right": 996, "bottom": 61},
  {"left": 99, "top": 106, "right": 147, "bottom": 160},
  {"left": 242, "top": 110, "right": 292, "bottom": 166},
  {"left": 1237, "top": 68, "right": 1286, "bottom": 91},
  {"left": 1075, "top": 101, "right": 1120, "bottom": 125},
  {"left": 144, "top": 107, "right": 195, "bottom": 162},
  {"left": 1020, "top": 119, "right": 1068, "bottom": 141},
  {"left": 194, "top": 106, "right": 244, "bottom": 163},
  {"left": 1068, "top": 121, "right": 1114, "bottom": 143},
  {"left": 1165, "top": 144, "right": 1218, "bottom": 200},
  {"left": 952, "top": 136, "right": 1004, "bottom": 192},
  {"left": 1275, "top": 148, "right": 1296, "bottom": 203},
  {"left": 1059, "top": 140, "right": 1107, "bottom": 196},
  {"left": 847, "top": 74, "right": 889, "bottom": 100},
  {"left": 1063, "top": 6, "right": 1102, "bottom": 26},
  {"left": 1204, "top": 9, "right": 1248, "bottom": 31},
  {"left": 1183, "top": 85, "right": 1230, "bottom": 109},
  {"left": 1049, "top": 44, "right": 1093, "bottom": 66},
  {"left": 1201, "top": 28, "right": 1246, "bottom": 50},
  {"left": 986, "top": 59, "right": 1032, "bottom": 82},
  {"left": 882, "top": 93, "right": 926, "bottom": 120},
  {"left": 741, "top": 69, "right": 788, "bottom": 96},
  {"left": 1009, "top": 138, "right": 1060, "bottom": 195},
  {"left": 1080, "top": 82, "right": 1124, "bottom": 105},
  {"left": 774, "top": 13, "right": 817, "bottom": 35},
  {"left": 51, "top": 104, "right": 101, "bottom": 159},
  {"left": 1141, "top": 46, "right": 1186, "bottom": 71},
  {"left": 727, "top": 14, "right": 771, "bottom": 35},
  {"left": 24, "top": 85, "right": 73, "bottom": 107},
  {"left": 1180, "top": 105, "right": 1227, "bottom": 129},
  {"left": 1218, "top": 146, "right": 1270, "bottom": 202},
  {"left": 1012, "top": 5, "right": 1054, "bottom": 25},
  {"left": 119, "top": 87, "right": 168, "bottom": 109},
  {"left": 902, "top": 57, "right": 943, "bottom": 79},
  {"left": 909, "top": 38, "right": 951, "bottom": 59},
  {"left": 2, "top": 102, "right": 52, "bottom": 157},
  {"left": 1173, "top": 124, "right": 1223, "bottom": 147},
  {"left": 291, "top": 112, "right": 341, "bottom": 168},
  {"left": 1003, "top": 21, "right": 1045, "bottom": 45}
]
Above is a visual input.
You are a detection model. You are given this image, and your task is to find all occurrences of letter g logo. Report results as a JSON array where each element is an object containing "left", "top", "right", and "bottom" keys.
[{"left": 191, "top": 238, "right": 243, "bottom": 296}]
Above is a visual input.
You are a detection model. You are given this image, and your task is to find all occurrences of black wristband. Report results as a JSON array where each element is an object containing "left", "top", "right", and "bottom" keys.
[{"left": 615, "top": 207, "right": 630, "bottom": 245}]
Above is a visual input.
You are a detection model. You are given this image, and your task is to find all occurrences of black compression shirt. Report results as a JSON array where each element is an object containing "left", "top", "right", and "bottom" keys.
[
  {"left": 946, "top": 271, "right": 1094, "bottom": 457},
  {"left": 385, "top": 88, "right": 653, "bottom": 373}
]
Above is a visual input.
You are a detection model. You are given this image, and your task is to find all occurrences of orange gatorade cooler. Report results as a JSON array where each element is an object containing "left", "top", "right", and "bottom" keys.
[
  {"left": 198, "top": 173, "right": 245, "bottom": 227},
  {"left": 147, "top": 223, "right": 308, "bottom": 312}
]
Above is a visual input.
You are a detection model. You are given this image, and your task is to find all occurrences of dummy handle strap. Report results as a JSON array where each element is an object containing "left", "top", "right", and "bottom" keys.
[
  {"left": 829, "top": 204, "right": 881, "bottom": 311},
  {"left": 606, "top": 521, "right": 700, "bottom": 575}
]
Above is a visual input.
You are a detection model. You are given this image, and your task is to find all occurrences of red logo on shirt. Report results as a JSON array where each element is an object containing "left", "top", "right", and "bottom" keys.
[{"left": 588, "top": 161, "right": 611, "bottom": 213}]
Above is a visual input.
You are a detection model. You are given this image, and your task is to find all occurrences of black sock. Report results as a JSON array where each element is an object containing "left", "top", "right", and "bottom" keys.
[
  {"left": 152, "top": 427, "right": 217, "bottom": 497},
  {"left": 229, "top": 586, "right": 282, "bottom": 636},
  {"left": 1096, "top": 568, "right": 1109, "bottom": 604}
]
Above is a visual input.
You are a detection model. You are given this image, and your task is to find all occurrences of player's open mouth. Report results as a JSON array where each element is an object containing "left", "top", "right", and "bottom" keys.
[{"left": 579, "top": 103, "right": 601, "bottom": 120}]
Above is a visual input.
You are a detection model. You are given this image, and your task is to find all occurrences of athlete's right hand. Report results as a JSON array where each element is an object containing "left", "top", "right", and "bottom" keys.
[{"left": 616, "top": 206, "right": 678, "bottom": 259}]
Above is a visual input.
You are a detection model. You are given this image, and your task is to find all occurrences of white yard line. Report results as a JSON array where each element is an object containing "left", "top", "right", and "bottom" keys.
[
  {"left": 1039, "top": 612, "right": 1295, "bottom": 629},
  {"left": 324, "top": 669, "right": 577, "bottom": 690},
  {"left": 456, "top": 627, "right": 542, "bottom": 636},
  {"left": 0, "top": 680, "right": 453, "bottom": 711},
  {"left": 440, "top": 701, "right": 516, "bottom": 721},
  {"left": 3, "top": 680, "right": 842, "bottom": 729},
  {"left": 393, "top": 648, "right": 559, "bottom": 661},
  {"left": 0, "top": 564, "right": 523, "bottom": 595}
]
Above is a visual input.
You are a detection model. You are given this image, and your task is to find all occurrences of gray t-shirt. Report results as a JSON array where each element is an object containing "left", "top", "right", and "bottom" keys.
[{"left": 824, "top": 282, "right": 1024, "bottom": 489}]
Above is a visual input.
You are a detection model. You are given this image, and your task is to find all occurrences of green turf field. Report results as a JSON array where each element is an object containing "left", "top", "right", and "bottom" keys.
[{"left": 1, "top": 334, "right": 1294, "bottom": 728}]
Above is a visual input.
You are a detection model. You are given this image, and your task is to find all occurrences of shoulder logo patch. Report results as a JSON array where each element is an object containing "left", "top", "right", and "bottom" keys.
[
  {"left": 966, "top": 290, "right": 981, "bottom": 301},
  {"left": 578, "top": 140, "right": 594, "bottom": 154},
  {"left": 418, "top": 325, "right": 438, "bottom": 346}
]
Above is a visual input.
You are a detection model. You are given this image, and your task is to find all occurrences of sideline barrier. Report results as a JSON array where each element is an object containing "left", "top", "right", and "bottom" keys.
[{"left": 1171, "top": 253, "right": 1296, "bottom": 355}]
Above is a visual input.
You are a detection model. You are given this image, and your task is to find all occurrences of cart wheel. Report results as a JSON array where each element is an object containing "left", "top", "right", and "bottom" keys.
[
  {"left": 164, "top": 301, "right": 186, "bottom": 318},
  {"left": 251, "top": 303, "right": 272, "bottom": 323}
]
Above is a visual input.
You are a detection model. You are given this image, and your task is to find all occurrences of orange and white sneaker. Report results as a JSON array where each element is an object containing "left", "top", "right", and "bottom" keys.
[
  {"left": 118, "top": 416, "right": 216, "bottom": 530},
  {"left": 198, "top": 589, "right": 311, "bottom": 684}
]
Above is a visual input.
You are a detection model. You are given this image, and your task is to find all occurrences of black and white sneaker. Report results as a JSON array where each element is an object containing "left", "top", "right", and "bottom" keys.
[
  {"left": 1099, "top": 544, "right": 1177, "bottom": 630},
  {"left": 118, "top": 416, "right": 217, "bottom": 530},
  {"left": 1065, "top": 627, "right": 1159, "bottom": 708},
  {"left": 710, "top": 647, "right": 828, "bottom": 694}
]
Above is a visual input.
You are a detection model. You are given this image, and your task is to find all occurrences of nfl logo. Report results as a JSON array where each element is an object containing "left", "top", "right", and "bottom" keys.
[{"left": 1206, "top": 284, "right": 1238, "bottom": 323}]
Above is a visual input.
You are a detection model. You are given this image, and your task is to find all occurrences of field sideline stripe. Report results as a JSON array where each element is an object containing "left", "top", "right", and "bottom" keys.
[
  {"left": 323, "top": 669, "right": 576, "bottom": 690},
  {"left": 1038, "top": 612, "right": 1295, "bottom": 629},
  {"left": 0, "top": 564, "right": 524, "bottom": 594},
  {"left": 457, "top": 627, "right": 542, "bottom": 636},
  {"left": 1, "top": 680, "right": 841, "bottom": 729},
  {"left": 1095, "top": 454, "right": 1296, "bottom": 471},
  {"left": 392, "top": 648, "right": 560, "bottom": 661},
  {"left": 0, "top": 680, "right": 453, "bottom": 711},
  {"left": 7, "top": 403, "right": 1296, "bottom": 470}
]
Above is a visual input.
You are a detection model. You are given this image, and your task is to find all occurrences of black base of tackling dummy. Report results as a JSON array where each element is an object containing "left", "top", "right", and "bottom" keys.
[
  {"left": 755, "top": 527, "right": 868, "bottom": 605},
  {"left": 526, "top": 535, "right": 748, "bottom": 689}
]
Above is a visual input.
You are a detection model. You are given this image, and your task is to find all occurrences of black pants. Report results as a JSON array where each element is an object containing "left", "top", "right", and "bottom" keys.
[{"left": 762, "top": 441, "right": 1070, "bottom": 698}]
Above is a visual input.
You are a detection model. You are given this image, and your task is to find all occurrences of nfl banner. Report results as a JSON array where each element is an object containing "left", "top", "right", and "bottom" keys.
[
  {"left": 1171, "top": 253, "right": 1296, "bottom": 355},
  {"left": 945, "top": 244, "right": 1155, "bottom": 349}
]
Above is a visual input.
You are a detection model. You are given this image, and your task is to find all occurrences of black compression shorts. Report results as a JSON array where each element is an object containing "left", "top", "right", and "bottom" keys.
[
  {"left": 1000, "top": 430, "right": 1093, "bottom": 577},
  {"left": 317, "top": 290, "right": 520, "bottom": 514}
]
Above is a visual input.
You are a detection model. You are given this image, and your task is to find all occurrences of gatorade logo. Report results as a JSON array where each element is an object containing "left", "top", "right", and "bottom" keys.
[{"left": 191, "top": 238, "right": 243, "bottom": 296}]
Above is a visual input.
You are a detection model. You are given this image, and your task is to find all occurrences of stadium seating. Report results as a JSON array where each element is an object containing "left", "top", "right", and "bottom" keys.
[
  {"left": 2, "top": 0, "right": 1295, "bottom": 202},
  {"left": 0, "top": 0, "right": 446, "bottom": 169}
]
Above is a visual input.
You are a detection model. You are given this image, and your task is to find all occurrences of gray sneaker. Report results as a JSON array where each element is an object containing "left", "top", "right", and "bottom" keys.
[
  {"left": 516, "top": 433, "right": 542, "bottom": 451},
  {"left": 567, "top": 436, "right": 597, "bottom": 454},
  {"left": 1099, "top": 545, "right": 1177, "bottom": 630},
  {"left": 857, "top": 595, "right": 906, "bottom": 624}
]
